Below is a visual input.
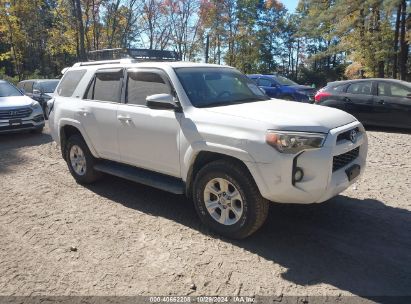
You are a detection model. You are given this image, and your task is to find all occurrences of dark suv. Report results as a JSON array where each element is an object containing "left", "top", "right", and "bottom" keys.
[
  {"left": 314, "top": 78, "right": 411, "bottom": 129},
  {"left": 248, "top": 74, "right": 316, "bottom": 102},
  {"left": 17, "top": 79, "right": 59, "bottom": 118}
]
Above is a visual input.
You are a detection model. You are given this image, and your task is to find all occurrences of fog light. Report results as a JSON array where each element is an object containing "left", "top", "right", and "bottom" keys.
[{"left": 294, "top": 167, "right": 304, "bottom": 182}]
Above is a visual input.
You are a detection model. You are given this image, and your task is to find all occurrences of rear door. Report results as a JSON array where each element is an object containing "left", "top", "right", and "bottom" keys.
[
  {"left": 342, "top": 81, "right": 375, "bottom": 124},
  {"left": 117, "top": 68, "right": 181, "bottom": 177},
  {"left": 374, "top": 81, "right": 411, "bottom": 128},
  {"left": 79, "top": 68, "right": 123, "bottom": 161}
]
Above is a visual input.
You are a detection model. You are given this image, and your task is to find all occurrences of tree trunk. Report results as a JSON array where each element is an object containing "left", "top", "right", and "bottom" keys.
[
  {"left": 73, "top": 0, "right": 86, "bottom": 60},
  {"left": 399, "top": 0, "right": 407, "bottom": 80},
  {"left": 392, "top": 4, "right": 401, "bottom": 79}
]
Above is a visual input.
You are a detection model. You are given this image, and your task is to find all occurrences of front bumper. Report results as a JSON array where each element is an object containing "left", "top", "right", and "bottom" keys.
[
  {"left": 247, "top": 121, "right": 368, "bottom": 204},
  {"left": 0, "top": 112, "right": 45, "bottom": 134}
]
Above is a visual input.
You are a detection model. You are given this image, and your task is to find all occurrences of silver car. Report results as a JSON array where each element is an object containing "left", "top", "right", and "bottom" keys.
[{"left": 0, "top": 80, "right": 45, "bottom": 134}]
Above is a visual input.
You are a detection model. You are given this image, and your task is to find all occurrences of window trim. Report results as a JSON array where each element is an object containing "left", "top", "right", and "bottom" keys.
[
  {"left": 124, "top": 67, "right": 177, "bottom": 108},
  {"left": 83, "top": 68, "right": 124, "bottom": 104}
]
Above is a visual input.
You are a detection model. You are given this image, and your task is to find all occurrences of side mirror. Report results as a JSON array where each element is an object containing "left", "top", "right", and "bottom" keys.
[
  {"left": 406, "top": 93, "right": 411, "bottom": 99},
  {"left": 146, "top": 94, "right": 179, "bottom": 110},
  {"left": 271, "top": 83, "right": 278, "bottom": 88},
  {"left": 33, "top": 89, "right": 41, "bottom": 95}
]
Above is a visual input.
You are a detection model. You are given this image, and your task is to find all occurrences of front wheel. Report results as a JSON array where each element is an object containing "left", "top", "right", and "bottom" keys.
[{"left": 193, "top": 160, "right": 269, "bottom": 239}]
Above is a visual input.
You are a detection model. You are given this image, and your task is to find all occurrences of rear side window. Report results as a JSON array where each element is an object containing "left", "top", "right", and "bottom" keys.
[
  {"left": 24, "top": 81, "right": 33, "bottom": 93},
  {"left": 126, "top": 71, "right": 171, "bottom": 106},
  {"left": 346, "top": 82, "right": 372, "bottom": 95},
  {"left": 327, "top": 84, "right": 346, "bottom": 92},
  {"left": 85, "top": 69, "right": 123, "bottom": 102},
  {"left": 378, "top": 82, "right": 411, "bottom": 98},
  {"left": 57, "top": 69, "right": 87, "bottom": 97}
]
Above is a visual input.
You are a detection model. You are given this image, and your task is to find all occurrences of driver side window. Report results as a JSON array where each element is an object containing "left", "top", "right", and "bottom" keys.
[
  {"left": 126, "top": 71, "right": 171, "bottom": 106},
  {"left": 258, "top": 78, "right": 273, "bottom": 87}
]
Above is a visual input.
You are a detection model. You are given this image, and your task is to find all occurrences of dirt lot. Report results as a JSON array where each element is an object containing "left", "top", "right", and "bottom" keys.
[{"left": 0, "top": 126, "right": 410, "bottom": 299}]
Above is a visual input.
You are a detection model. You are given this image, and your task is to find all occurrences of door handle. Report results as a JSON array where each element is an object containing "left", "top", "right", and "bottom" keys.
[
  {"left": 117, "top": 115, "right": 131, "bottom": 123},
  {"left": 77, "top": 109, "right": 90, "bottom": 116},
  {"left": 343, "top": 97, "right": 351, "bottom": 102},
  {"left": 377, "top": 99, "right": 385, "bottom": 105}
]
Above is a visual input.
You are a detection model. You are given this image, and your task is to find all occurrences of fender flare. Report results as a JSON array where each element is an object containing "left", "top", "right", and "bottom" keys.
[{"left": 58, "top": 119, "right": 100, "bottom": 159}]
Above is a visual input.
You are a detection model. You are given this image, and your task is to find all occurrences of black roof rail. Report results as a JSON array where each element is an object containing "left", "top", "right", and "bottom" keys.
[{"left": 87, "top": 48, "right": 180, "bottom": 62}]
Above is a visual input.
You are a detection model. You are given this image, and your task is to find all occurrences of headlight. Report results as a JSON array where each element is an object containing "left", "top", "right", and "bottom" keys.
[
  {"left": 31, "top": 101, "right": 41, "bottom": 110},
  {"left": 266, "top": 131, "right": 327, "bottom": 154}
]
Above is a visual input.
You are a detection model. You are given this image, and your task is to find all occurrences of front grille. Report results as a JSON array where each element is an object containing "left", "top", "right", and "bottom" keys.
[
  {"left": 0, "top": 108, "right": 33, "bottom": 120},
  {"left": 337, "top": 127, "right": 360, "bottom": 143},
  {"left": 333, "top": 147, "right": 360, "bottom": 172}
]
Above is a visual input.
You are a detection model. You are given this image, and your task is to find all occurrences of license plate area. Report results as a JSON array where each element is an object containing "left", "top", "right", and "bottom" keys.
[
  {"left": 345, "top": 164, "right": 361, "bottom": 181},
  {"left": 9, "top": 119, "right": 22, "bottom": 126}
]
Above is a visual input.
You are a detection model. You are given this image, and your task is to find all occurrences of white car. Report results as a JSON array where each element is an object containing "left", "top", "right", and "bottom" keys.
[
  {"left": 48, "top": 58, "right": 368, "bottom": 239},
  {"left": 0, "top": 80, "right": 45, "bottom": 134}
]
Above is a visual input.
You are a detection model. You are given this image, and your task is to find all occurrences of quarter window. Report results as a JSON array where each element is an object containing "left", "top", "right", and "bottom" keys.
[
  {"left": 346, "top": 82, "right": 372, "bottom": 95},
  {"left": 126, "top": 71, "right": 171, "bottom": 106},
  {"left": 24, "top": 81, "right": 33, "bottom": 93},
  {"left": 57, "top": 69, "right": 87, "bottom": 97},
  {"left": 378, "top": 82, "right": 411, "bottom": 98}
]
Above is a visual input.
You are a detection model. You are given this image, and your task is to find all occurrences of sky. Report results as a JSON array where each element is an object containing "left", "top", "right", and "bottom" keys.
[{"left": 282, "top": 0, "right": 299, "bottom": 12}]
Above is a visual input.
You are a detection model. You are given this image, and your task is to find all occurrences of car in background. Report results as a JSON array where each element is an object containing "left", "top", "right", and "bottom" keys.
[
  {"left": 17, "top": 79, "right": 59, "bottom": 118},
  {"left": 314, "top": 78, "right": 411, "bottom": 129},
  {"left": 248, "top": 74, "right": 316, "bottom": 103},
  {"left": 0, "top": 80, "right": 45, "bottom": 134}
]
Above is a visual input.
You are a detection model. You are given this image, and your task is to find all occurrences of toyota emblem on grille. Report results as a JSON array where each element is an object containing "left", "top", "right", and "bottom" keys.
[{"left": 349, "top": 129, "right": 358, "bottom": 143}]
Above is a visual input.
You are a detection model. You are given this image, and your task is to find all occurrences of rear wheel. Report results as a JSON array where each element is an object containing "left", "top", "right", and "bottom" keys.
[
  {"left": 193, "top": 160, "right": 269, "bottom": 239},
  {"left": 65, "top": 134, "right": 101, "bottom": 184}
]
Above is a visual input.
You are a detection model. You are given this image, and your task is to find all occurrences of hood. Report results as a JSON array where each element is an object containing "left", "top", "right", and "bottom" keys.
[
  {"left": 204, "top": 99, "right": 357, "bottom": 133},
  {"left": 0, "top": 95, "right": 35, "bottom": 109}
]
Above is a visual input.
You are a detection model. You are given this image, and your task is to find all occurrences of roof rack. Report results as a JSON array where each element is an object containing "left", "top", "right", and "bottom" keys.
[{"left": 87, "top": 48, "right": 180, "bottom": 62}]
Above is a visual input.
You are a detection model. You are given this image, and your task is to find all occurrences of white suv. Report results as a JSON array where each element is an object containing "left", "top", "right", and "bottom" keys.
[{"left": 48, "top": 58, "right": 368, "bottom": 239}]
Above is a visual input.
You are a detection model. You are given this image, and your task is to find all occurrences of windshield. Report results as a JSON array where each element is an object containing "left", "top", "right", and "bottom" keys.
[
  {"left": 175, "top": 67, "right": 269, "bottom": 108},
  {"left": 0, "top": 82, "right": 23, "bottom": 97},
  {"left": 41, "top": 80, "right": 59, "bottom": 93},
  {"left": 272, "top": 75, "right": 298, "bottom": 86}
]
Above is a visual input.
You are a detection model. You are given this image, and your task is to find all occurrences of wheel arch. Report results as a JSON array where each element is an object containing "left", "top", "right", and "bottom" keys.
[
  {"left": 59, "top": 122, "right": 99, "bottom": 160},
  {"left": 185, "top": 150, "right": 256, "bottom": 199}
]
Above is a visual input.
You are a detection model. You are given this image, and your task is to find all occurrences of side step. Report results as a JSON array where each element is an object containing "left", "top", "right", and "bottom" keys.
[{"left": 94, "top": 161, "right": 185, "bottom": 194}]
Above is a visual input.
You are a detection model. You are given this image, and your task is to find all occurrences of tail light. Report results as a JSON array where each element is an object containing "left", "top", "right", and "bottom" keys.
[{"left": 314, "top": 90, "right": 331, "bottom": 103}]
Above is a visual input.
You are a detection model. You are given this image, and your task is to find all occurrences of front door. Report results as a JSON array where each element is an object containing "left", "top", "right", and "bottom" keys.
[
  {"left": 374, "top": 81, "right": 411, "bottom": 128},
  {"left": 117, "top": 68, "right": 181, "bottom": 177},
  {"left": 258, "top": 78, "right": 280, "bottom": 98}
]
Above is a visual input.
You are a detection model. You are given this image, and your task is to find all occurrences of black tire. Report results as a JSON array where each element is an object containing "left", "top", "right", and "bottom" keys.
[
  {"left": 65, "top": 134, "right": 101, "bottom": 184},
  {"left": 192, "top": 160, "right": 269, "bottom": 239}
]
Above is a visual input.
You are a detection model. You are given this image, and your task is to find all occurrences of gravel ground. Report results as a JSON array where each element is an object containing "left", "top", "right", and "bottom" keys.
[{"left": 0, "top": 126, "right": 410, "bottom": 300}]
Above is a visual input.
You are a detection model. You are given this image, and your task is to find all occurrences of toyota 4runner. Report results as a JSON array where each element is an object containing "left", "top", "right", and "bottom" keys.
[{"left": 48, "top": 53, "right": 368, "bottom": 239}]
